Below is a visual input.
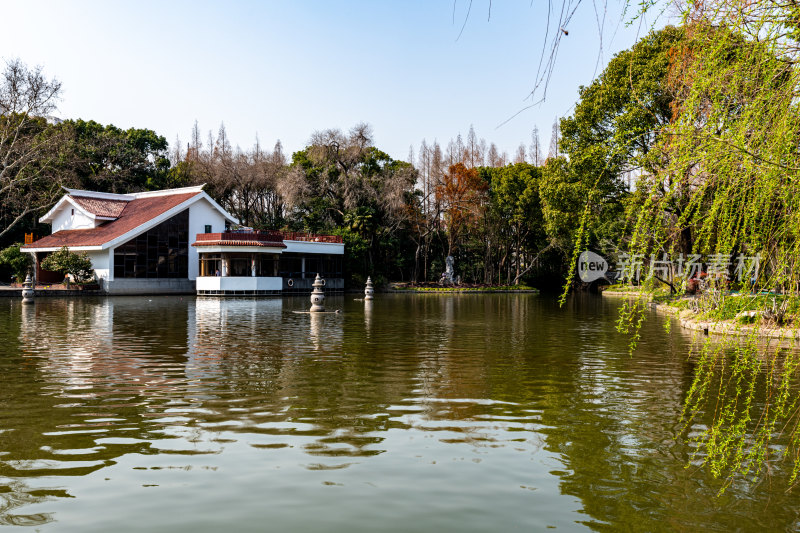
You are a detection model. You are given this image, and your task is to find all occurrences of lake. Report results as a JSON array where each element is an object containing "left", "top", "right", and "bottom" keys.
[{"left": 0, "top": 294, "right": 797, "bottom": 531}]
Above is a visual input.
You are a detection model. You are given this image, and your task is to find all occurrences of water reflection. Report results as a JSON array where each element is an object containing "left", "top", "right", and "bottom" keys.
[
  {"left": 363, "top": 300, "right": 372, "bottom": 335},
  {"left": 0, "top": 294, "right": 798, "bottom": 531}
]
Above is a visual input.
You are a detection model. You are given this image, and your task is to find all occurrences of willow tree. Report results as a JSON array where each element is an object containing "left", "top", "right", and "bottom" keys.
[{"left": 598, "top": 5, "right": 800, "bottom": 490}]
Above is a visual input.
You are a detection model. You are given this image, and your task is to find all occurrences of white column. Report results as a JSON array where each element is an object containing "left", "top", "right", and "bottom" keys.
[
  {"left": 301, "top": 257, "right": 306, "bottom": 279},
  {"left": 29, "top": 252, "right": 37, "bottom": 284},
  {"left": 107, "top": 248, "right": 114, "bottom": 281}
]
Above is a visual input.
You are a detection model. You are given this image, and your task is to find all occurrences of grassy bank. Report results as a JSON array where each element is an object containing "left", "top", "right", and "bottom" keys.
[
  {"left": 603, "top": 285, "right": 800, "bottom": 338},
  {"left": 390, "top": 283, "right": 539, "bottom": 294}
]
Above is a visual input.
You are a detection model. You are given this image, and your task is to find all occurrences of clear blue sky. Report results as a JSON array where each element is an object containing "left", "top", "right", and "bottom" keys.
[{"left": 0, "top": 1, "right": 668, "bottom": 162}]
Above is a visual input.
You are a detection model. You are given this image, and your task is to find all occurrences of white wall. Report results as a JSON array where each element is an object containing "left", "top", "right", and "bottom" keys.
[
  {"left": 283, "top": 240, "right": 344, "bottom": 255},
  {"left": 196, "top": 276, "right": 282, "bottom": 291},
  {"left": 87, "top": 250, "right": 109, "bottom": 284},
  {"left": 51, "top": 204, "right": 95, "bottom": 232},
  {"left": 188, "top": 199, "right": 228, "bottom": 280}
]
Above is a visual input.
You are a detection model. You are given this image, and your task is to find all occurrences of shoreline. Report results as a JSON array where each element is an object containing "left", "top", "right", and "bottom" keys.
[
  {"left": 0, "top": 287, "right": 104, "bottom": 298},
  {"left": 385, "top": 288, "right": 539, "bottom": 294},
  {"left": 602, "top": 289, "right": 800, "bottom": 340},
  {"left": 0, "top": 286, "right": 540, "bottom": 298}
]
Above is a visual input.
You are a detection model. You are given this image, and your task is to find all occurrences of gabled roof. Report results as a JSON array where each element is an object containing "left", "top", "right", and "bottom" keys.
[
  {"left": 24, "top": 193, "right": 200, "bottom": 250},
  {"left": 23, "top": 186, "right": 239, "bottom": 252},
  {"left": 38, "top": 189, "right": 135, "bottom": 225},
  {"left": 71, "top": 196, "right": 129, "bottom": 218}
]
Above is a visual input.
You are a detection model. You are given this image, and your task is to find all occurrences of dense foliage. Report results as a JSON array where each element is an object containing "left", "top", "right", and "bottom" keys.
[
  {"left": 583, "top": 7, "right": 800, "bottom": 490},
  {"left": 40, "top": 246, "right": 94, "bottom": 283},
  {"left": 0, "top": 244, "right": 32, "bottom": 282}
]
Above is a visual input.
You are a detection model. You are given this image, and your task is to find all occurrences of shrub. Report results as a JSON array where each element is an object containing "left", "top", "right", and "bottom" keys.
[
  {"left": 41, "top": 246, "right": 94, "bottom": 283},
  {"left": 0, "top": 244, "right": 33, "bottom": 282}
]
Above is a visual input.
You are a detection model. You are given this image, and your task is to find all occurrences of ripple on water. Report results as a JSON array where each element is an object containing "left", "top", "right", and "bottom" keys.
[{"left": 0, "top": 294, "right": 798, "bottom": 531}]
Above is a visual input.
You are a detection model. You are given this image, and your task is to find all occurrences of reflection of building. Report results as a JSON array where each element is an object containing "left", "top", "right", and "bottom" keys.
[
  {"left": 19, "top": 297, "right": 192, "bottom": 385},
  {"left": 22, "top": 186, "right": 344, "bottom": 295}
]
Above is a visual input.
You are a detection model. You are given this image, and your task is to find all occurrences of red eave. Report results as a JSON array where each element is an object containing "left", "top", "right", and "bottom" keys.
[{"left": 23, "top": 192, "right": 200, "bottom": 250}]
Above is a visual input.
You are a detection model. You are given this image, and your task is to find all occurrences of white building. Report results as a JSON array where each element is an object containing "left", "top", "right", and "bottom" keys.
[{"left": 22, "top": 186, "right": 344, "bottom": 295}]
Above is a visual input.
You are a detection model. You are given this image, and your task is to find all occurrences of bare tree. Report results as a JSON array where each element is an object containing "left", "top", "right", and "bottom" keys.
[
  {"left": 548, "top": 117, "right": 560, "bottom": 159},
  {"left": 189, "top": 120, "right": 203, "bottom": 158},
  {"left": 278, "top": 163, "right": 311, "bottom": 210},
  {"left": 182, "top": 122, "right": 287, "bottom": 228},
  {"left": 466, "top": 125, "right": 480, "bottom": 168},
  {"left": 445, "top": 137, "right": 461, "bottom": 167},
  {"left": 248, "top": 137, "right": 287, "bottom": 228},
  {"left": 0, "top": 59, "right": 67, "bottom": 238},
  {"left": 478, "top": 138, "right": 488, "bottom": 167},
  {"left": 514, "top": 143, "right": 527, "bottom": 163},
  {"left": 169, "top": 135, "right": 184, "bottom": 166},
  {"left": 487, "top": 143, "right": 502, "bottom": 167},
  {"left": 304, "top": 122, "right": 376, "bottom": 214},
  {"left": 529, "top": 125, "right": 542, "bottom": 166}
]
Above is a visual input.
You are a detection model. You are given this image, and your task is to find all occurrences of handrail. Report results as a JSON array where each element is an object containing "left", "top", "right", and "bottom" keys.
[
  {"left": 195, "top": 231, "right": 284, "bottom": 242},
  {"left": 280, "top": 231, "right": 343, "bottom": 243},
  {"left": 195, "top": 231, "right": 343, "bottom": 244}
]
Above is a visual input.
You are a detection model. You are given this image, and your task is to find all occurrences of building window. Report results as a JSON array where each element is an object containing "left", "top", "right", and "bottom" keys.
[
  {"left": 205, "top": 225, "right": 212, "bottom": 233},
  {"left": 113, "top": 209, "right": 189, "bottom": 279},
  {"left": 199, "top": 254, "right": 221, "bottom": 276},
  {"left": 279, "top": 253, "right": 342, "bottom": 278},
  {"left": 229, "top": 257, "right": 250, "bottom": 277},
  {"left": 279, "top": 253, "right": 303, "bottom": 278},
  {"left": 256, "top": 255, "right": 278, "bottom": 277}
]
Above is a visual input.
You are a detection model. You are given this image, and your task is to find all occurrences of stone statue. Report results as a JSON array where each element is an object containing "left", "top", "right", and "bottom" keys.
[
  {"left": 364, "top": 276, "right": 374, "bottom": 301},
  {"left": 310, "top": 273, "right": 325, "bottom": 312},
  {"left": 21, "top": 272, "right": 34, "bottom": 304},
  {"left": 441, "top": 255, "right": 455, "bottom": 285}
]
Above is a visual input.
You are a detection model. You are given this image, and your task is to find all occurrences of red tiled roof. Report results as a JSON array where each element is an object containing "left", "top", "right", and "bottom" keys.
[
  {"left": 71, "top": 196, "right": 129, "bottom": 218},
  {"left": 23, "top": 192, "right": 200, "bottom": 249}
]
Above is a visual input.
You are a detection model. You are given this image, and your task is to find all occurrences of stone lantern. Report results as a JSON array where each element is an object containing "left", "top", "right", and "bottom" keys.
[
  {"left": 310, "top": 273, "right": 325, "bottom": 312},
  {"left": 364, "top": 276, "right": 374, "bottom": 301},
  {"left": 21, "top": 273, "right": 34, "bottom": 304}
]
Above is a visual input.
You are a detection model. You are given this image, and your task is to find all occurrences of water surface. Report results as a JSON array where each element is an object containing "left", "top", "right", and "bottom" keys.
[{"left": 0, "top": 294, "right": 798, "bottom": 531}]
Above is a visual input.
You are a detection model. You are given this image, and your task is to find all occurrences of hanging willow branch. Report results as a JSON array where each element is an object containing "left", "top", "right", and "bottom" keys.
[{"left": 567, "top": 3, "right": 800, "bottom": 491}]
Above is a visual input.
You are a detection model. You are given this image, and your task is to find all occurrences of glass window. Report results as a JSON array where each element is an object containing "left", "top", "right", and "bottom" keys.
[
  {"left": 199, "top": 254, "right": 221, "bottom": 276},
  {"left": 256, "top": 255, "right": 278, "bottom": 277},
  {"left": 279, "top": 253, "right": 303, "bottom": 278},
  {"left": 113, "top": 210, "right": 189, "bottom": 279},
  {"left": 277, "top": 253, "right": 342, "bottom": 279},
  {"left": 229, "top": 257, "right": 250, "bottom": 277}
]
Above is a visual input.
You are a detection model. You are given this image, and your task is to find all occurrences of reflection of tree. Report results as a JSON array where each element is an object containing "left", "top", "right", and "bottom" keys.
[
  {"left": 529, "top": 297, "right": 800, "bottom": 530},
  {"left": 2, "top": 298, "right": 195, "bottom": 524},
  {"left": 3, "top": 294, "right": 800, "bottom": 529}
]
